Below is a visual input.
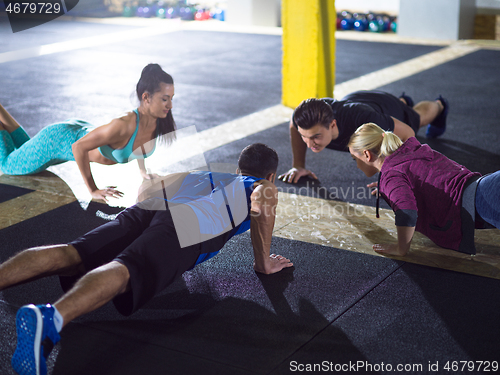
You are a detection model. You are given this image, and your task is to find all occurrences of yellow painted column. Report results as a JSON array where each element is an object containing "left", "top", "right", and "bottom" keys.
[{"left": 282, "top": 0, "right": 336, "bottom": 108}]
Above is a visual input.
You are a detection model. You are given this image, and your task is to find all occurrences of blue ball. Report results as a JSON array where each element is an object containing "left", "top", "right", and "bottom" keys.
[
  {"left": 353, "top": 19, "right": 368, "bottom": 31},
  {"left": 340, "top": 18, "right": 353, "bottom": 30}
]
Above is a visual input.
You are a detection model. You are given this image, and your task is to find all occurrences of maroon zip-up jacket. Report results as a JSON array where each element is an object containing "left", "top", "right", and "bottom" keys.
[{"left": 379, "top": 137, "right": 481, "bottom": 252}]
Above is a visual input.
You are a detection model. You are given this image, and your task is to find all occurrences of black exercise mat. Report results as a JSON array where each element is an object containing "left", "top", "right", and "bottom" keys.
[
  {"left": 0, "top": 206, "right": 402, "bottom": 375},
  {"left": 276, "top": 263, "right": 500, "bottom": 374}
]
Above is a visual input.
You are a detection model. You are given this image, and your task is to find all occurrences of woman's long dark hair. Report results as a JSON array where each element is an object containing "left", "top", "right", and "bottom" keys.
[{"left": 136, "top": 63, "right": 176, "bottom": 144}]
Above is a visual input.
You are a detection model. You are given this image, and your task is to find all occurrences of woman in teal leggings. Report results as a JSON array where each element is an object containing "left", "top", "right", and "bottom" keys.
[{"left": 0, "top": 63, "right": 176, "bottom": 202}]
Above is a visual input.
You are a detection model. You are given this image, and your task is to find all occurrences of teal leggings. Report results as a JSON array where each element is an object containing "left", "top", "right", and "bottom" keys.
[{"left": 0, "top": 119, "right": 91, "bottom": 175}]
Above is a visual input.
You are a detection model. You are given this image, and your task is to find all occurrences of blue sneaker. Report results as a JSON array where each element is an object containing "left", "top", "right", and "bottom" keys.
[
  {"left": 399, "top": 92, "right": 414, "bottom": 107},
  {"left": 12, "top": 304, "right": 61, "bottom": 375},
  {"left": 426, "top": 95, "right": 449, "bottom": 138}
]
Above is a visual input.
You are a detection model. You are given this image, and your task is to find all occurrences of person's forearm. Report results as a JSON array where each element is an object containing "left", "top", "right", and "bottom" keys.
[
  {"left": 373, "top": 226, "right": 414, "bottom": 256},
  {"left": 72, "top": 144, "right": 98, "bottom": 193},
  {"left": 290, "top": 124, "right": 307, "bottom": 168},
  {"left": 137, "top": 158, "right": 149, "bottom": 178},
  {"left": 396, "top": 226, "right": 414, "bottom": 255},
  {"left": 250, "top": 210, "right": 275, "bottom": 274}
]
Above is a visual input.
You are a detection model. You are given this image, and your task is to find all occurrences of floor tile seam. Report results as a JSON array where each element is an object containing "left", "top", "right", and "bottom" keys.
[
  {"left": 327, "top": 262, "right": 406, "bottom": 323},
  {"left": 266, "top": 262, "right": 405, "bottom": 375}
]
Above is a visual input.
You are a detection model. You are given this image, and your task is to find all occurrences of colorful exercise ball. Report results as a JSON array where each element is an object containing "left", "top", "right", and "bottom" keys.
[
  {"left": 368, "top": 20, "right": 380, "bottom": 32},
  {"left": 166, "top": 7, "right": 177, "bottom": 18},
  {"left": 340, "top": 18, "right": 353, "bottom": 30},
  {"left": 391, "top": 18, "right": 397, "bottom": 32},
  {"left": 353, "top": 14, "right": 368, "bottom": 32},
  {"left": 156, "top": 8, "right": 166, "bottom": 18},
  {"left": 212, "top": 8, "right": 225, "bottom": 21},
  {"left": 123, "top": 6, "right": 134, "bottom": 17}
]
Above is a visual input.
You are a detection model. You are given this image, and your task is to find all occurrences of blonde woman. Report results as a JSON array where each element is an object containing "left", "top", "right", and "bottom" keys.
[{"left": 347, "top": 122, "right": 499, "bottom": 256}]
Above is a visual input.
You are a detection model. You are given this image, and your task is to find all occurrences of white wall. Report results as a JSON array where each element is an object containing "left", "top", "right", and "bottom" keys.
[
  {"left": 226, "top": 0, "right": 280, "bottom": 26},
  {"left": 335, "top": 0, "right": 399, "bottom": 14},
  {"left": 398, "top": 0, "right": 476, "bottom": 40},
  {"left": 476, "top": 0, "right": 500, "bottom": 13}
]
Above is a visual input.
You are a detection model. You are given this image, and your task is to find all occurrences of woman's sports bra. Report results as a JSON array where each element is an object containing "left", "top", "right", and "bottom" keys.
[{"left": 98, "top": 109, "right": 156, "bottom": 164}]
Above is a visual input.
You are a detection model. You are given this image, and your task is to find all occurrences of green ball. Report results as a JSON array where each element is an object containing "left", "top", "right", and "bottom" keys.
[
  {"left": 391, "top": 21, "right": 397, "bottom": 33},
  {"left": 123, "top": 6, "right": 133, "bottom": 17},
  {"left": 369, "top": 20, "right": 380, "bottom": 32},
  {"left": 156, "top": 8, "right": 166, "bottom": 18}
]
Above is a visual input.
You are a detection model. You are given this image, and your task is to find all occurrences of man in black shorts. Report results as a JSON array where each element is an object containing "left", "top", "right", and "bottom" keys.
[
  {"left": 0, "top": 143, "right": 293, "bottom": 375},
  {"left": 279, "top": 90, "right": 448, "bottom": 183}
]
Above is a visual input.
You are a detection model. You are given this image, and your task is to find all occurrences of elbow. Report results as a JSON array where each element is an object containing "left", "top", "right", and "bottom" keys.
[
  {"left": 71, "top": 143, "right": 81, "bottom": 160},
  {"left": 72, "top": 140, "right": 82, "bottom": 155},
  {"left": 398, "top": 130, "right": 413, "bottom": 143},
  {"left": 400, "top": 126, "right": 415, "bottom": 141},
  {"left": 72, "top": 140, "right": 92, "bottom": 160}
]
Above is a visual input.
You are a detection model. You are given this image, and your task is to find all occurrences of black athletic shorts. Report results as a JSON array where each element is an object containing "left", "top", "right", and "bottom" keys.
[{"left": 62, "top": 199, "right": 231, "bottom": 316}]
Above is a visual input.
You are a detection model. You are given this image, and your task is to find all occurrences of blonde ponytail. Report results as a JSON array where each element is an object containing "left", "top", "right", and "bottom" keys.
[{"left": 348, "top": 122, "right": 403, "bottom": 157}]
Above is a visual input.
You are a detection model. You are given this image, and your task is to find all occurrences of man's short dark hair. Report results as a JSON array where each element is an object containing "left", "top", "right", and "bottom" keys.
[
  {"left": 292, "top": 98, "right": 335, "bottom": 130},
  {"left": 238, "top": 143, "right": 279, "bottom": 178}
]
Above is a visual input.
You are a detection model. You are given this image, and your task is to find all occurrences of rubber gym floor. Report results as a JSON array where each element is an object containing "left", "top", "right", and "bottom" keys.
[{"left": 0, "top": 13, "right": 499, "bottom": 375}]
